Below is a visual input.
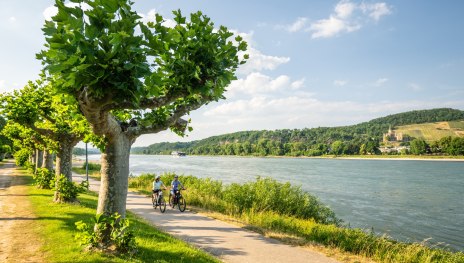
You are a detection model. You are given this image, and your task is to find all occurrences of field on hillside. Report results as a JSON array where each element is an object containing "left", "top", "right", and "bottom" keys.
[{"left": 395, "top": 121, "right": 464, "bottom": 142}]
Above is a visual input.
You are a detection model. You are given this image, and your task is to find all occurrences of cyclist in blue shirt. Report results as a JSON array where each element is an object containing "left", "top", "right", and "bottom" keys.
[
  {"left": 171, "top": 175, "right": 184, "bottom": 193},
  {"left": 170, "top": 175, "right": 185, "bottom": 203}
]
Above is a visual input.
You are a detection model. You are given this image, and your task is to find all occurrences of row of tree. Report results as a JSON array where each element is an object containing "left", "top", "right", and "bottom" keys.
[{"left": 0, "top": 0, "right": 246, "bottom": 251}]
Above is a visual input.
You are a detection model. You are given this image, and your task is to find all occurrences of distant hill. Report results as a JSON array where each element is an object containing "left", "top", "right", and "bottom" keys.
[
  {"left": 395, "top": 121, "right": 464, "bottom": 143},
  {"left": 132, "top": 108, "right": 464, "bottom": 156},
  {"left": 73, "top": 147, "right": 101, "bottom": 155}
]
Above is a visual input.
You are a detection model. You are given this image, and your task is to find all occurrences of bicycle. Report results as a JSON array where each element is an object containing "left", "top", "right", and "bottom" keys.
[
  {"left": 169, "top": 188, "right": 186, "bottom": 212},
  {"left": 152, "top": 190, "right": 166, "bottom": 213}
]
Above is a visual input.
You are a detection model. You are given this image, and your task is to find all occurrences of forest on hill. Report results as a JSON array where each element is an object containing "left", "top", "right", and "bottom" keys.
[{"left": 132, "top": 108, "right": 464, "bottom": 156}]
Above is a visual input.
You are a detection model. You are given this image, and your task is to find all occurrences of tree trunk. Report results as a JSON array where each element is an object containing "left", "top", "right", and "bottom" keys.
[
  {"left": 54, "top": 135, "right": 79, "bottom": 202},
  {"left": 55, "top": 140, "right": 74, "bottom": 181},
  {"left": 97, "top": 132, "right": 132, "bottom": 218},
  {"left": 31, "top": 151, "right": 36, "bottom": 171},
  {"left": 42, "top": 150, "right": 54, "bottom": 171},
  {"left": 35, "top": 149, "right": 44, "bottom": 171}
]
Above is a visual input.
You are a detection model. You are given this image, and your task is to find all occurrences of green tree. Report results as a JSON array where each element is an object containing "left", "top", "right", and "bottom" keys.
[
  {"left": 0, "top": 116, "right": 12, "bottom": 160},
  {"left": 331, "top": 140, "right": 345, "bottom": 156},
  {"left": 410, "top": 139, "right": 428, "bottom": 155},
  {"left": 38, "top": 0, "right": 246, "bottom": 217},
  {"left": 1, "top": 79, "right": 92, "bottom": 202}
]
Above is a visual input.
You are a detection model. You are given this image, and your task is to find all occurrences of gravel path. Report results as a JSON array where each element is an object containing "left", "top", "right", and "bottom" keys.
[{"left": 0, "top": 161, "right": 45, "bottom": 263}]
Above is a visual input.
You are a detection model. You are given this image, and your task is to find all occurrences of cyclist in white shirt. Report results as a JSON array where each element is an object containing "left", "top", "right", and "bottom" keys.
[{"left": 152, "top": 175, "right": 167, "bottom": 200}]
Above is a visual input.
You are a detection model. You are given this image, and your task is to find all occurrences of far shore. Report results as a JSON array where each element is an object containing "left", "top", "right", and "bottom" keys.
[{"left": 73, "top": 153, "right": 464, "bottom": 162}]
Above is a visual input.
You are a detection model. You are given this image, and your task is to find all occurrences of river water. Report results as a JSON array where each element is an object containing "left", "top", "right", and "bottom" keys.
[{"left": 83, "top": 154, "right": 464, "bottom": 251}]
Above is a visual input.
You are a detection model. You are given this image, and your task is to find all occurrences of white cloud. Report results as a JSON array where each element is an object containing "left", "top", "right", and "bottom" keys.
[
  {"left": 360, "top": 2, "right": 392, "bottom": 21},
  {"left": 226, "top": 72, "right": 293, "bottom": 97},
  {"left": 234, "top": 31, "right": 290, "bottom": 74},
  {"left": 335, "top": 0, "right": 357, "bottom": 19},
  {"left": 43, "top": 6, "right": 57, "bottom": 21},
  {"left": 239, "top": 47, "right": 290, "bottom": 74},
  {"left": 9, "top": 17, "right": 16, "bottom": 22},
  {"left": 334, "top": 80, "right": 348, "bottom": 86},
  {"left": 373, "top": 78, "right": 388, "bottom": 86},
  {"left": 286, "top": 17, "right": 308, "bottom": 33},
  {"left": 139, "top": 9, "right": 176, "bottom": 28},
  {"left": 291, "top": 78, "right": 305, "bottom": 89},
  {"left": 309, "top": 0, "right": 392, "bottom": 39},
  {"left": 309, "top": 15, "right": 361, "bottom": 39}
]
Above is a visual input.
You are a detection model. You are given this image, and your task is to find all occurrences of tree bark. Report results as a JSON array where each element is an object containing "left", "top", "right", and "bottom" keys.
[
  {"left": 42, "top": 150, "right": 54, "bottom": 171},
  {"left": 55, "top": 140, "right": 74, "bottom": 181},
  {"left": 54, "top": 134, "right": 79, "bottom": 202},
  {"left": 31, "top": 150, "right": 36, "bottom": 171},
  {"left": 35, "top": 149, "right": 44, "bottom": 171},
  {"left": 97, "top": 132, "right": 133, "bottom": 218}
]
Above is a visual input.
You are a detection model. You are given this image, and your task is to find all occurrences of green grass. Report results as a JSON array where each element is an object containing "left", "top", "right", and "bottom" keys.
[
  {"left": 129, "top": 173, "right": 464, "bottom": 263},
  {"left": 25, "top": 173, "right": 219, "bottom": 263},
  {"left": 72, "top": 162, "right": 101, "bottom": 180}
]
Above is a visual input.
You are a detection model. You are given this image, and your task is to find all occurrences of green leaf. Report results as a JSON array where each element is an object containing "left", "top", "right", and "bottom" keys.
[{"left": 101, "top": 0, "right": 119, "bottom": 13}]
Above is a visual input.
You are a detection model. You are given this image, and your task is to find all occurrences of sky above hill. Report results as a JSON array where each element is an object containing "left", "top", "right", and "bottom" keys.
[{"left": 1, "top": 0, "right": 463, "bottom": 147}]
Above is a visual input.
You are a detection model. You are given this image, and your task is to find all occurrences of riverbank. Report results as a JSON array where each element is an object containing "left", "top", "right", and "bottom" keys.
[
  {"left": 127, "top": 173, "right": 464, "bottom": 263},
  {"left": 118, "top": 153, "right": 464, "bottom": 162}
]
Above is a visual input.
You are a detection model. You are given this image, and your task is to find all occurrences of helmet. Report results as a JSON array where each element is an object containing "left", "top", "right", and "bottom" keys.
[
  {"left": 155, "top": 175, "right": 161, "bottom": 180},
  {"left": 174, "top": 175, "right": 178, "bottom": 178}
]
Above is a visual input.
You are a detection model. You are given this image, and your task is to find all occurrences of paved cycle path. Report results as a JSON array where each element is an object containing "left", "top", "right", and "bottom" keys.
[{"left": 73, "top": 173, "right": 339, "bottom": 263}]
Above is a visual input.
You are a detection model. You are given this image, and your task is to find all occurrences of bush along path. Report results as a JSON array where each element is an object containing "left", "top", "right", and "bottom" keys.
[
  {"left": 0, "top": 161, "right": 45, "bottom": 263},
  {"left": 72, "top": 172, "right": 340, "bottom": 263}
]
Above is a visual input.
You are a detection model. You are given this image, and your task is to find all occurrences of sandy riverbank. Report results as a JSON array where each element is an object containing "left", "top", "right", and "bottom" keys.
[{"left": 73, "top": 154, "right": 464, "bottom": 163}]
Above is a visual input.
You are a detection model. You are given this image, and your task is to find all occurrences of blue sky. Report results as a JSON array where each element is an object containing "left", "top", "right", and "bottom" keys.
[{"left": 1, "top": 1, "right": 463, "bottom": 147}]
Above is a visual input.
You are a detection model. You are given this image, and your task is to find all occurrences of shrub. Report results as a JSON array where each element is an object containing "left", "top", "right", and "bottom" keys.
[
  {"left": 14, "top": 148, "right": 31, "bottom": 167},
  {"left": 222, "top": 177, "right": 340, "bottom": 225},
  {"left": 33, "top": 168, "right": 54, "bottom": 189},
  {"left": 53, "top": 174, "right": 87, "bottom": 202},
  {"left": 82, "top": 162, "right": 101, "bottom": 171},
  {"left": 75, "top": 212, "right": 137, "bottom": 255}
]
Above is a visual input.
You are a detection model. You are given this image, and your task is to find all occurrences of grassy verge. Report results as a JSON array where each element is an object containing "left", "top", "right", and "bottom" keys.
[
  {"left": 25, "top": 173, "right": 219, "bottom": 263},
  {"left": 72, "top": 162, "right": 101, "bottom": 180},
  {"left": 129, "top": 173, "right": 464, "bottom": 263}
]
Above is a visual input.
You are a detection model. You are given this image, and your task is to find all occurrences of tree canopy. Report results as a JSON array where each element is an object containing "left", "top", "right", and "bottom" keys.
[{"left": 38, "top": 0, "right": 247, "bottom": 219}]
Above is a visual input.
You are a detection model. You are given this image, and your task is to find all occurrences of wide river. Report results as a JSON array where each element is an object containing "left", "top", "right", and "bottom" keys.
[{"left": 83, "top": 154, "right": 464, "bottom": 251}]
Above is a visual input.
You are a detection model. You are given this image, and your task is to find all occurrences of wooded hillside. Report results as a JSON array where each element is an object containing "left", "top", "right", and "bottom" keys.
[{"left": 132, "top": 108, "right": 464, "bottom": 156}]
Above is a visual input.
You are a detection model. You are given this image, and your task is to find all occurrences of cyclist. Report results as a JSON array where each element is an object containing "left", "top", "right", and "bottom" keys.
[
  {"left": 152, "top": 175, "right": 167, "bottom": 204},
  {"left": 170, "top": 175, "right": 185, "bottom": 204}
]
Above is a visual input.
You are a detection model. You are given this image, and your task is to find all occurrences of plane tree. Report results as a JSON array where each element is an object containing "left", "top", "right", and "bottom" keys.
[
  {"left": 1, "top": 122, "right": 47, "bottom": 167},
  {"left": 0, "top": 79, "right": 92, "bottom": 201},
  {"left": 38, "top": 0, "right": 246, "bottom": 217}
]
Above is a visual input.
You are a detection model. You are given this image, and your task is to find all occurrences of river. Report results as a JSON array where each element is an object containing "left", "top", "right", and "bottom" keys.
[{"left": 82, "top": 154, "right": 464, "bottom": 251}]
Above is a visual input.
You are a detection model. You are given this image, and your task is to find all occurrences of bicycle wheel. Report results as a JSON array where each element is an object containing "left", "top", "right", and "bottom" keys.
[
  {"left": 159, "top": 196, "right": 166, "bottom": 213},
  {"left": 151, "top": 194, "right": 156, "bottom": 208},
  {"left": 168, "top": 194, "right": 175, "bottom": 208},
  {"left": 177, "top": 196, "right": 186, "bottom": 212}
]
